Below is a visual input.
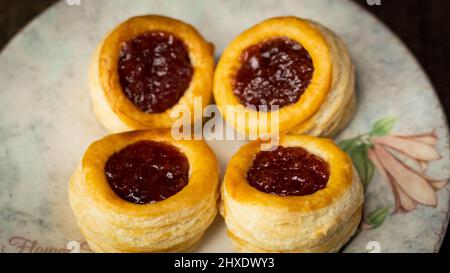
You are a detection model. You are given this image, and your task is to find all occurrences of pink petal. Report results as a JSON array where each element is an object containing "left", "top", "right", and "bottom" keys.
[
  {"left": 429, "top": 180, "right": 448, "bottom": 190},
  {"left": 382, "top": 170, "right": 417, "bottom": 213},
  {"left": 415, "top": 171, "right": 446, "bottom": 182},
  {"left": 408, "top": 169, "right": 448, "bottom": 191},
  {"left": 373, "top": 136, "right": 441, "bottom": 161},
  {"left": 368, "top": 149, "right": 403, "bottom": 212},
  {"left": 391, "top": 130, "right": 438, "bottom": 146},
  {"left": 398, "top": 159, "right": 448, "bottom": 192},
  {"left": 417, "top": 160, "right": 428, "bottom": 172},
  {"left": 373, "top": 144, "right": 437, "bottom": 207},
  {"left": 392, "top": 176, "right": 417, "bottom": 212},
  {"left": 412, "top": 136, "right": 438, "bottom": 146},
  {"left": 368, "top": 148, "right": 389, "bottom": 180},
  {"left": 391, "top": 130, "right": 436, "bottom": 138},
  {"left": 392, "top": 135, "right": 438, "bottom": 146}
]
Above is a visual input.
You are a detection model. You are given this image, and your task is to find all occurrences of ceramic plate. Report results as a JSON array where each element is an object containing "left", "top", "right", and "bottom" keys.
[{"left": 0, "top": 0, "right": 449, "bottom": 253}]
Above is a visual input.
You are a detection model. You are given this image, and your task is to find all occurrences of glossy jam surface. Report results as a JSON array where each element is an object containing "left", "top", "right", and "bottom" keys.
[
  {"left": 247, "top": 146, "right": 329, "bottom": 196},
  {"left": 118, "top": 31, "right": 193, "bottom": 113},
  {"left": 104, "top": 140, "right": 189, "bottom": 204},
  {"left": 234, "top": 37, "right": 314, "bottom": 111}
]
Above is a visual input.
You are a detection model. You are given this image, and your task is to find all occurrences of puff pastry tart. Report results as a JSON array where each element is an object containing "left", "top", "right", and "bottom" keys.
[
  {"left": 68, "top": 129, "right": 219, "bottom": 252},
  {"left": 213, "top": 16, "right": 355, "bottom": 137},
  {"left": 90, "top": 15, "right": 214, "bottom": 132},
  {"left": 220, "top": 135, "right": 364, "bottom": 252}
]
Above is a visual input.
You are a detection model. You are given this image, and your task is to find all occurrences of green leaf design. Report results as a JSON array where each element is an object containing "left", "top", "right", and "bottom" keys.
[
  {"left": 370, "top": 117, "right": 397, "bottom": 136},
  {"left": 366, "top": 207, "right": 391, "bottom": 229},
  {"left": 348, "top": 143, "right": 374, "bottom": 188},
  {"left": 338, "top": 116, "right": 397, "bottom": 190},
  {"left": 338, "top": 138, "right": 357, "bottom": 152},
  {"left": 366, "top": 159, "right": 375, "bottom": 188},
  {"left": 337, "top": 116, "right": 398, "bottom": 232}
]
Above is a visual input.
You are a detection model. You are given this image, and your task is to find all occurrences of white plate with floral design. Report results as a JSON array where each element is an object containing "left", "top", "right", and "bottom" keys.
[{"left": 0, "top": 0, "right": 449, "bottom": 253}]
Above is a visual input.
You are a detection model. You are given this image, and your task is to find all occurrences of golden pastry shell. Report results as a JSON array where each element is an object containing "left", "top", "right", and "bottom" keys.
[
  {"left": 91, "top": 15, "right": 215, "bottom": 132},
  {"left": 213, "top": 16, "right": 332, "bottom": 135},
  {"left": 222, "top": 134, "right": 355, "bottom": 211},
  {"left": 75, "top": 129, "right": 219, "bottom": 225}
]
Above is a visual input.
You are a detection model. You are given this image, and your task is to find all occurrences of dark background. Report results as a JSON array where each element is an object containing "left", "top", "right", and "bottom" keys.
[{"left": 0, "top": 0, "right": 449, "bottom": 253}]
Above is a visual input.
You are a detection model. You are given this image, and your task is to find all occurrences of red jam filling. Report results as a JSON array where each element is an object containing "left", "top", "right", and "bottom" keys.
[
  {"left": 118, "top": 31, "right": 193, "bottom": 113},
  {"left": 233, "top": 37, "right": 314, "bottom": 111},
  {"left": 104, "top": 140, "right": 189, "bottom": 204},
  {"left": 247, "top": 146, "right": 329, "bottom": 196}
]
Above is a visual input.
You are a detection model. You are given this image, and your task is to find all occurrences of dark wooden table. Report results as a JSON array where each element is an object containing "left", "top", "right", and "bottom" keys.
[{"left": 0, "top": 0, "right": 449, "bottom": 252}]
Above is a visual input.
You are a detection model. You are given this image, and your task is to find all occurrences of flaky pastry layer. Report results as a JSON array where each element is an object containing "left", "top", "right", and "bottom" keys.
[
  {"left": 220, "top": 135, "right": 364, "bottom": 252},
  {"left": 90, "top": 15, "right": 214, "bottom": 132},
  {"left": 213, "top": 16, "right": 355, "bottom": 137},
  {"left": 68, "top": 129, "right": 219, "bottom": 252}
]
